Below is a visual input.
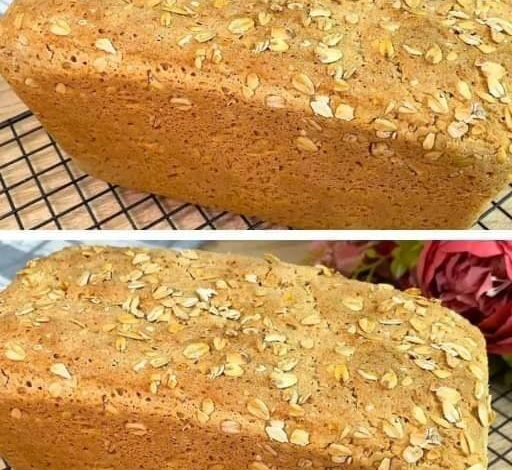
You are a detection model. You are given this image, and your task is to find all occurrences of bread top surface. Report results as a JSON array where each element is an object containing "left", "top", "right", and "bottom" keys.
[
  {"left": 0, "top": 246, "right": 489, "bottom": 469},
  {"left": 1, "top": 0, "right": 512, "bottom": 166}
]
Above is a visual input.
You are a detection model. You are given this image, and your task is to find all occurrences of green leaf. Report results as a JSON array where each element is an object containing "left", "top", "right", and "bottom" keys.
[
  {"left": 390, "top": 241, "right": 424, "bottom": 279},
  {"left": 505, "top": 370, "right": 512, "bottom": 387},
  {"left": 390, "top": 259, "right": 407, "bottom": 278},
  {"left": 503, "top": 355, "right": 512, "bottom": 368},
  {"left": 365, "top": 248, "right": 379, "bottom": 259},
  {"left": 489, "top": 355, "right": 505, "bottom": 376}
]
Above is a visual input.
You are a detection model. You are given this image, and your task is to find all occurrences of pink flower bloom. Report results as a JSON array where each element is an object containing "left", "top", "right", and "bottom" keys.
[
  {"left": 310, "top": 241, "right": 417, "bottom": 288},
  {"left": 417, "top": 241, "right": 512, "bottom": 354},
  {"left": 310, "top": 241, "right": 372, "bottom": 277}
]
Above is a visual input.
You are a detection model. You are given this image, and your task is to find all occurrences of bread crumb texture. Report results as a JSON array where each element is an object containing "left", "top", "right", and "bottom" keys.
[
  {"left": 0, "top": 246, "right": 491, "bottom": 470},
  {"left": 1, "top": 1, "right": 512, "bottom": 228}
]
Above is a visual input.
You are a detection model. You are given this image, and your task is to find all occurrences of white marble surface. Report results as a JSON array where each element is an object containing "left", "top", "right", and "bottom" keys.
[{"left": 0, "top": 0, "right": 11, "bottom": 14}]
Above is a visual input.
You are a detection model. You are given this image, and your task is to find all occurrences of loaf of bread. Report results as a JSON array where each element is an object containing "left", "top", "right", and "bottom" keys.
[
  {"left": 0, "top": 246, "right": 490, "bottom": 470},
  {"left": 1, "top": 1, "right": 511, "bottom": 228}
]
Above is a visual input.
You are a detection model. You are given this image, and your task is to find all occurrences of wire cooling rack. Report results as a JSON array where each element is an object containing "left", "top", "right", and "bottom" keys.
[
  {"left": 1, "top": 109, "right": 511, "bottom": 229},
  {"left": 0, "top": 366, "right": 511, "bottom": 469}
]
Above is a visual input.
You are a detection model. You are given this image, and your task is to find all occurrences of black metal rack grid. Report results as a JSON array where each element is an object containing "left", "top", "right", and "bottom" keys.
[
  {"left": 1, "top": 110, "right": 511, "bottom": 230},
  {"left": 488, "top": 364, "right": 512, "bottom": 470},
  {"left": 1, "top": 365, "right": 511, "bottom": 469},
  {"left": 0, "top": 111, "right": 279, "bottom": 230}
]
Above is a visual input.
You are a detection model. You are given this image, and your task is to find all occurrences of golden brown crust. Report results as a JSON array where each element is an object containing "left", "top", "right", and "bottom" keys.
[
  {"left": 0, "top": 246, "right": 489, "bottom": 470},
  {"left": 0, "top": 0, "right": 512, "bottom": 228}
]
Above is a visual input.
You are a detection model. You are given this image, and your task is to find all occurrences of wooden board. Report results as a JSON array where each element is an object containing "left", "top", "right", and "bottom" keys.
[{"left": 0, "top": 77, "right": 26, "bottom": 122}]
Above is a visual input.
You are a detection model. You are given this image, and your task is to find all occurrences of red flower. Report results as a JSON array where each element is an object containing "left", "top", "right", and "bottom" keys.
[{"left": 417, "top": 241, "right": 512, "bottom": 354}]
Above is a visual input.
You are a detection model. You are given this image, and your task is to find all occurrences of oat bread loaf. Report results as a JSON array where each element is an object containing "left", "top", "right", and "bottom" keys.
[
  {"left": 0, "top": 246, "right": 490, "bottom": 470},
  {"left": 1, "top": 1, "right": 512, "bottom": 228}
]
